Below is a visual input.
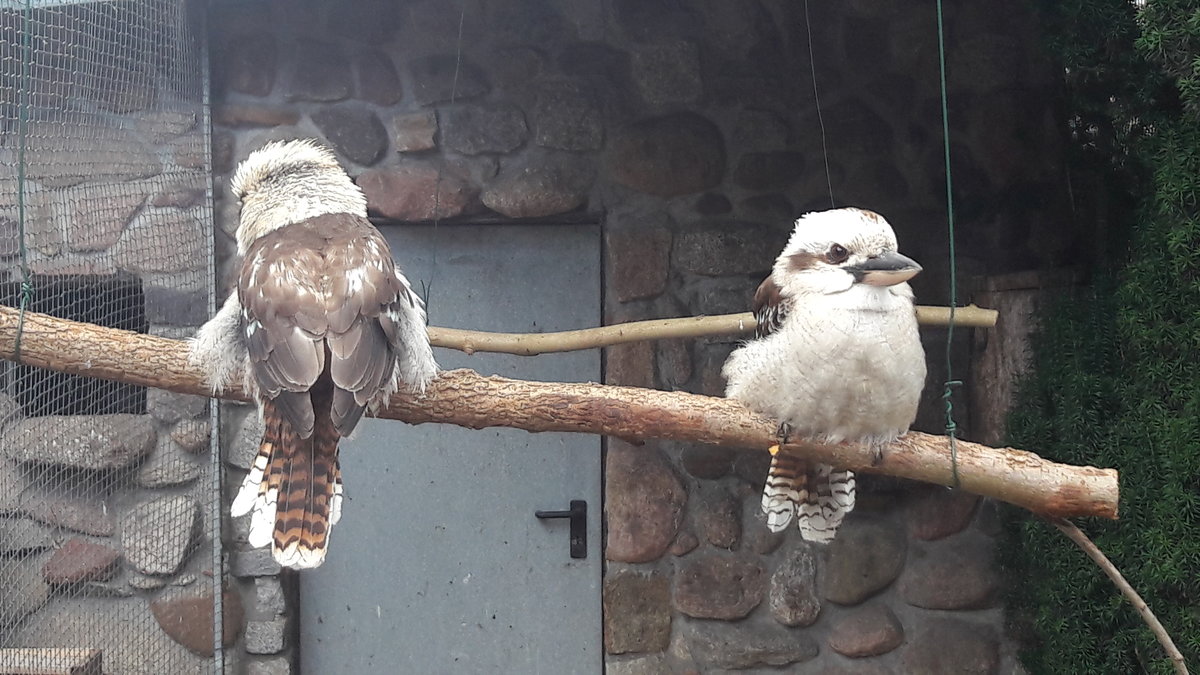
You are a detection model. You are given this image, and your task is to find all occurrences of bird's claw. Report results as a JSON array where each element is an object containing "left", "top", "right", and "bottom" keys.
[
  {"left": 870, "top": 444, "right": 885, "bottom": 466},
  {"left": 775, "top": 422, "right": 793, "bottom": 447}
]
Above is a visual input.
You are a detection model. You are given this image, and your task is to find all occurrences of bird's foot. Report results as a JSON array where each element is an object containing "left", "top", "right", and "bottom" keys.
[
  {"left": 870, "top": 441, "right": 885, "bottom": 467},
  {"left": 769, "top": 423, "right": 793, "bottom": 456},
  {"left": 776, "top": 422, "right": 793, "bottom": 446}
]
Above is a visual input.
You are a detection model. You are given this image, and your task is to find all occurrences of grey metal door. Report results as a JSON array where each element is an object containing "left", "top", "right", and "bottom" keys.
[{"left": 300, "top": 224, "right": 603, "bottom": 674}]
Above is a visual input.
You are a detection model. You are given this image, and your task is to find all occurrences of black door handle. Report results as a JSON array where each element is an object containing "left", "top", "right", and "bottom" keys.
[{"left": 535, "top": 500, "right": 587, "bottom": 559}]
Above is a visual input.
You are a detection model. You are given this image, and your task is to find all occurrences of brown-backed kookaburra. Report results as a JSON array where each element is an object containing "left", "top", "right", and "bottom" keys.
[
  {"left": 190, "top": 139, "right": 437, "bottom": 569},
  {"left": 722, "top": 207, "right": 926, "bottom": 543}
]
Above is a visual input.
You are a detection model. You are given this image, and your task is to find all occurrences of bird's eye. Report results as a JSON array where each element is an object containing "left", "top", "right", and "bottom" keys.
[{"left": 827, "top": 244, "right": 850, "bottom": 264}]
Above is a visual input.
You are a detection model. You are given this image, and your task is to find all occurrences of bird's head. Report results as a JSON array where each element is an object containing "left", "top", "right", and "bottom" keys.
[
  {"left": 230, "top": 139, "right": 367, "bottom": 253},
  {"left": 773, "top": 207, "right": 921, "bottom": 297}
]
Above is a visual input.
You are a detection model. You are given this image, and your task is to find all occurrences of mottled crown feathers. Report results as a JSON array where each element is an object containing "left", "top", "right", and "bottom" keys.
[
  {"left": 230, "top": 138, "right": 347, "bottom": 201},
  {"left": 781, "top": 207, "right": 899, "bottom": 261},
  {"left": 230, "top": 139, "right": 368, "bottom": 253}
]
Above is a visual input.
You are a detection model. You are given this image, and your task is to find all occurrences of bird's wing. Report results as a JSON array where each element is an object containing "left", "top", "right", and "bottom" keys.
[
  {"left": 239, "top": 213, "right": 411, "bottom": 439},
  {"left": 752, "top": 275, "right": 790, "bottom": 339},
  {"left": 319, "top": 217, "right": 408, "bottom": 437},
  {"left": 239, "top": 227, "right": 330, "bottom": 439}
]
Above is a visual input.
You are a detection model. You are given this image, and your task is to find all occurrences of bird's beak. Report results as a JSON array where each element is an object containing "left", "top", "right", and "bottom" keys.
[{"left": 847, "top": 251, "right": 922, "bottom": 286}]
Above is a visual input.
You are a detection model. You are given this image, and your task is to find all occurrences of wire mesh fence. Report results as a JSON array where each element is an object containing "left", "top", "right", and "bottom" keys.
[{"left": 0, "top": 0, "right": 220, "bottom": 673}]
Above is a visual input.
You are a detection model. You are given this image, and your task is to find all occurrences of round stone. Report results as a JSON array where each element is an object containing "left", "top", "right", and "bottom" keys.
[
  {"left": 673, "top": 555, "right": 766, "bottom": 620},
  {"left": 828, "top": 604, "right": 905, "bottom": 657},
  {"left": 310, "top": 105, "right": 388, "bottom": 166},
  {"left": 607, "top": 113, "right": 725, "bottom": 197},
  {"left": 769, "top": 545, "right": 821, "bottom": 627},
  {"left": 821, "top": 518, "right": 907, "bottom": 606},
  {"left": 603, "top": 570, "right": 671, "bottom": 654},
  {"left": 605, "top": 441, "right": 685, "bottom": 563}
]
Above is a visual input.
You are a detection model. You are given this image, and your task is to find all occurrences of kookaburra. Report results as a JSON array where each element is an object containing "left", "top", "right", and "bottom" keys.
[
  {"left": 723, "top": 207, "right": 926, "bottom": 543},
  {"left": 190, "top": 139, "right": 437, "bottom": 569}
]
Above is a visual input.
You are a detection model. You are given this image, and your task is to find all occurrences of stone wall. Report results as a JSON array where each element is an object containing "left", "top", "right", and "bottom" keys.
[
  {"left": 0, "top": 2, "right": 227, "bottom": 673},
  {"left": 208, "top": 0, "right": 1070, "bottom": 672}
]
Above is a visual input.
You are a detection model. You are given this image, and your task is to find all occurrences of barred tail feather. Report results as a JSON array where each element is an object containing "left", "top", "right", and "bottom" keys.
[
  {"left": 796, "top": 464, "right": 856, "bottom": 544},
  {"left": 233, "top": 399, "right": 340, "bottom": 570},
  {"left": 278, "top": 384, "right": 341, "bottom": 570},
  {"left": 761, "top": 452, "right": 804, "bottom": 532},
  {"left": 231, "top": 410, "right": 281, "bottom": 550},
  {"left": 761, "top": 452, "right": 857, "bottom": 543},
  {"left": 329, "top": 462, "right": 344, "bottom": 527}
]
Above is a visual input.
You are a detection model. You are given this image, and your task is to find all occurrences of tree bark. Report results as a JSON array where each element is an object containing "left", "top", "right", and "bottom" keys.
[{"left": 0, "top": 305, "right": 1117, "bottom": 520}]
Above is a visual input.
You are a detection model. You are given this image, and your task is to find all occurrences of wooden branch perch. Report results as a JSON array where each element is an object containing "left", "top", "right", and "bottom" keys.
[
  {"left": 0, "top": 305, "right": 1116, "bottom": 520},
  {"left": 428, "top": 304, "right": 998, "bottom": 356}
]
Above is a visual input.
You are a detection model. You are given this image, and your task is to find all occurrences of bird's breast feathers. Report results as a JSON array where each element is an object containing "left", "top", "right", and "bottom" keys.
[{"left": 724, "top": 285, "right": 924, "bottom": 443}]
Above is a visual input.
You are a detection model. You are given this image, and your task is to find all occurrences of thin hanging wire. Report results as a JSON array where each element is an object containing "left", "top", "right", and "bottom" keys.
[
  {"left": 803, "top": 0, "right": 835, "bottom": 209},
  {"left": 935, "top": 0, "right": 962, "bottom": 488},
  {"left": 422, "top": 4, "right": 466, "bottom": 313},
  {"left": 14, "top": 0, "right": 34, "bottom": 361}
]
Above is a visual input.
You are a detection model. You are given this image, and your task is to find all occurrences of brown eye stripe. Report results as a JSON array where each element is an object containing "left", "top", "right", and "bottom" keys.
[{"left": 786, "top": 251, "right": 821, "bottom": 272}]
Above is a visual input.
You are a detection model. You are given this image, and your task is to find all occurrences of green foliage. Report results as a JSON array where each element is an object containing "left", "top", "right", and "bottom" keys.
[
  {"left": 1135, "top": 2, "right": 1200, "bottom": 110},
  {"left": 1005, "top": 1, "right": 1200, "bottom": 673}
]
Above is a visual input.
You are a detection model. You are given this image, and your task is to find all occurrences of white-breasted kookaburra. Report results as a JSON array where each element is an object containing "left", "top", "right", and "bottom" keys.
[
  {"left": 722, "top": 207, "right": 926, "bottom": 543},
  {"left": 189, "top": 139, "right": 437, "bottom": 569}
]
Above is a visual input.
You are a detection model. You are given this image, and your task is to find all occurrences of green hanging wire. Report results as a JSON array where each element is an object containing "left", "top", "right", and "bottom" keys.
[
  {"left": 935, "top": 0, "right": 962, "bottom": 488},
  {"left": 14, "top": 0, "right": 34, "bottom": 361}
]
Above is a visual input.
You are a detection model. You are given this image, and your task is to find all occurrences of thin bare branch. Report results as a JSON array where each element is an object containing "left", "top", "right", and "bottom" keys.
[
  {"left": 427, "top": 304, "right": 998, "bottom": 356},
  {"left": 1047, "top": 517, "right": 1188, "bottom": 674}
]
